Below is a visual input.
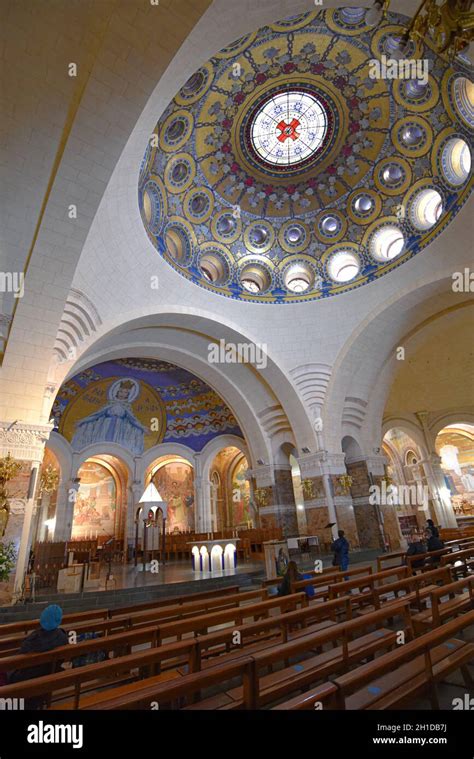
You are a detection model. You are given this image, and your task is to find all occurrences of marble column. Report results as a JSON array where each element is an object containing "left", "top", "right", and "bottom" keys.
[
  {"left": 345, "top": 456, "right": 385, "bottom": 551},
  {"left": 415, "top": 412, "right": 457, "bottom": 528},
  {"left": 298, "top": 452, "right": 338, "bottom": 544},
  {"left": 53, "top": 477, "right": 80, "bottom": 541},
  {"left": 366, "top": 454, "right": 404, "bottom": 551},
  {"left": 419, "top": 453, "right": 458, "bottom": 528},
  {"left": 249, "top": 464, "right": 299, "bottom": 537},
  {"left": 0, "top": 421, "right": 53, "bottom": 598}
]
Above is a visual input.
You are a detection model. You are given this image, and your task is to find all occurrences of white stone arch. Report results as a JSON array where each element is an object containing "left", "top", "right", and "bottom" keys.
[
  {"left": 429, "top": 411, "right": 474, "bottom": 441},
  {"left": 139, "top": 443, "right": 197, "bottom": 485},
  {"left": 200, "top": 434, "right": 250, "bottom": 486},
  {"left": 323, "top": 274, "right": 472, "bottom": 454},
  {"left": 70, "top": 442, "right": 135, "bottom": 482},
  {"left": 44, "top": 430, "right": 74, "bottom": 481},
  {"left": 57, "top": 311, "right": 317, "bottom": 456},
  {"left": 341, "top": 434, "right": 364, "bottom": 464},
  {"left": 381, "top": 418, "right": 429, "bottom": 458}
]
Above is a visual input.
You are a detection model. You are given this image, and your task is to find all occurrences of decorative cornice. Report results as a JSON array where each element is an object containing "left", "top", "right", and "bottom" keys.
[{"left": 0, "top": 422, "right": 54, "bottom": 461}]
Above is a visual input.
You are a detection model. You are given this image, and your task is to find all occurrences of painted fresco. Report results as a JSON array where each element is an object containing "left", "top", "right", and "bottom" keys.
[
  {"left": 231, "top": 457, "right": 251, "bottom": 526},
  {"left": 153, "top": 461, "right": 195, "bottom": 532},
  {"left": 53, "top": 358, "right": 243, "bottom": 454},
  {"left": 72, "top": 462, "right": 117, "bottom": 540}
]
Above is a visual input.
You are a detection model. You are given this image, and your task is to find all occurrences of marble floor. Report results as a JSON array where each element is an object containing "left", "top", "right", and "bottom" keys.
[{"left": 37, "top": 557, "right": 265, "bottom": 596}]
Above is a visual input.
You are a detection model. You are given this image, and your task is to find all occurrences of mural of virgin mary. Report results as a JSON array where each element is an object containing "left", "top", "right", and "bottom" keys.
[{"left": 71, "top": 378, "right": 149, "bottom": 455}]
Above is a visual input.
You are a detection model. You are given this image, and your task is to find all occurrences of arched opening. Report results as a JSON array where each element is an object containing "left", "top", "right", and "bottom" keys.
[
  {"left": 208, "top": 446, "right": 252, "bottom": 530},
  {"left": 382, "top": 428, "right": 430, "bottom": 542},
  {"left": 33, "top": 448, "right": 61, "bottom": 544},
  {"left": 435, "top": 423, "right": 474, "bottom": 523},
  {"left": 289, "top": 453, "right": 308, "bottom": 536},
  {"left": 72, "top": 454, "right": 128, "bottom": 547},
  {"left": 147, "top": 455, "right": 195, "bottom": 534}
]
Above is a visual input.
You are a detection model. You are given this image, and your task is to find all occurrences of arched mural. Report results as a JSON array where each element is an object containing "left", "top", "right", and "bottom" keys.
[
  {"left": 72, "top": 460, "right": 119, "bottom": 541},
  {"left": 436, "top": 424, "right": 474, "bottom": 516},
  {"left": 231, "top": 456, "right": 251, "bottom": 527},
  {"left": 53, "top": 358, "right": 243, "bottom": 454},
  {"left": 152, "top": 458, "right": 195, "bottom": 533}
]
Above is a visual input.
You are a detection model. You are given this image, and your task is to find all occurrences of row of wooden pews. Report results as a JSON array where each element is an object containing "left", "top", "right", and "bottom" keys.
[{"left": 0, "top": 553, "right": 472, "bottom": 711}]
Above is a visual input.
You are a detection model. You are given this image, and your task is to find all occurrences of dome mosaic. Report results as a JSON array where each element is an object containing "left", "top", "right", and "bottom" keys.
[{"left": 139, "top": 8, "right": 473, "bottom": 303}]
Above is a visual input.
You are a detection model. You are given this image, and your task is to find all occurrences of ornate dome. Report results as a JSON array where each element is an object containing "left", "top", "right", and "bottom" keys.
[{"left": 138, "top": 8, "right": 473, "bottom": 303}]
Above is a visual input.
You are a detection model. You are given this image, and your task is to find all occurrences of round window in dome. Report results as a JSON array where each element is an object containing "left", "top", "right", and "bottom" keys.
[
  {"left": 409, "top": 189, "right": 443, "bottom": 231},
  {"left": 283, "top": 263, "right": 314, "bottom": 293},
  {"left": 440, "top": 137, "right": 471, "bottom": 186},
  {"left": 198, "top": 251, "right": 229, "bottom": 285},
  {"left": 453, "top": 76, "right": 474, "bottom": 128},
  {"left": 249, "top": 90, "right": 328, "bottom": 168},
  {"left": 328, "top": 251, "right": 360, "bottom": 283},
  {"left": 370, "top": 226, "right": 405, "bottom": 262},
  {"left": 239, "top": 264, "right": 271, "bottom": 293}
]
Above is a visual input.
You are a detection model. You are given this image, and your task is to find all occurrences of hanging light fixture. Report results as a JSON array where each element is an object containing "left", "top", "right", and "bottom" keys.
[
  {"left": 366, "top": 0, "right": 474, "bottom": 60},
  {"left": 365, "top": 0, "right": 389, "bottom": 27}
]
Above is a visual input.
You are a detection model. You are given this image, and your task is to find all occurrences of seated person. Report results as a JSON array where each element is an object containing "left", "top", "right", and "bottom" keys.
[
  {"left": 426, "top": 519, "right": 440, "bottom": 539},
  {"left": 425, "top": 527, "right": 445, "bottom": 565},
  {"left": 426, "top": 527, "right": 444, "bottom": 552},
  {"left": 7, "top": 604, "right": 68, "bottom": 709},
  {"left": 277, "top": 560, "right": 314, "bottom": 598},
  {"left": 405, "top": 533, "right": 426, "bottom": 571}
]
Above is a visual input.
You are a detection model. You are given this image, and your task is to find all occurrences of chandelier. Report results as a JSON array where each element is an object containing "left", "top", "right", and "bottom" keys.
[{"left": 367, "top": 0, "right": 474, "bottom": 60}]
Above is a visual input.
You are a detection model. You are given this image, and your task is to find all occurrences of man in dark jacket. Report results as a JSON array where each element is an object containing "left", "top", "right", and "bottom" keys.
[
  {"left": 426, "top": 519, "right": 440, "bottom": 539},
  {"left": 331, "top": 530, "right": 350, "bottom": 572},
  {"left": 405, "top": 534, "right": 426, "bottom": 571},
  {"left": 8, "top": 604, "right": 68, "bottom": 708}
]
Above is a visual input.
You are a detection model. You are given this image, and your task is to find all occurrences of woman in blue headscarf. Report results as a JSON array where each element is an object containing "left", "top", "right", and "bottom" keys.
[{"left": 7, "top": 604, "right": 68, "bottom": 708}]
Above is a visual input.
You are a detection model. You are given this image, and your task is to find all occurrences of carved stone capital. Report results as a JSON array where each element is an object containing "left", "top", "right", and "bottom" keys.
[{"left": 0, "top": 422, "right": 54, "bottom": 461}]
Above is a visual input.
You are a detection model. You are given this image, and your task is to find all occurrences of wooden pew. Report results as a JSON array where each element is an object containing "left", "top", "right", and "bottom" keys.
[
  {"left": 155, "top": 592, "right": 308, "bottom": 645},
  {"left": 86, "top": 600, "right": 413, "bottom": 710},
  {"left": 0, "top": 584, "right": 241, "bottom": 640},
  {"left": 376, "top": 550, "right": 406, "bottom": 573},
  {"left": 271, "top": 682, "right": 338, "bottom": 710},
  {"left": 83, "top": 657, "right": 258, "bottom": 710},
  {"left": 0, "top": 637, "right": 195, "bottom": 709},
  {"left": 412, "top": 575, "right": 474, "bottom": 633},
  {"left": 356, "top": 566, "right": 453, "bottom": 616},
  {"left": 222, "top": 600, "right": 413, "bottom": 710},
  {"left": 332, "top": 610, "right": 474, "bottom": 709},
  {"left": 0, "top": 593, "right": 307, "bottom": 681},
  {"left": 262, "top": 563, "right": 373, "bottom": 591},
  {"left": 193, "top": 595, "right": 353, "bottom": 667},
  {"left": 290, "top": 564, "right": 374, "bottom": 600},
  {"left": 405, "top": 547, "right": 451, "bottom": 573},
  {"left": 0, "top": 587, "right": 269, "bottom": 657},
  {"left": 0, "top": 596, "right": 351, "bottom": 710},
  {"left": 440, "top": 546, "right": 474, "bottom": 578},
  {"left": 328, "top": 566, "right": 408, "bottom": 612}
]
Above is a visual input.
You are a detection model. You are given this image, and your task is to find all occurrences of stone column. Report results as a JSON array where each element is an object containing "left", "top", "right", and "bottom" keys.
[
  {"left": 419, "top": 453, "right": 458, "bottom": 528},
  {"left": 366, "top": 454, "right": 404, "bottom": 551},
  {"left": 245, "top": 471, "right": 260, "bottom": 528},
  {"left": 128, "top": 480, "right": 144, "bottom": 545},
  {"left": 194, "top": 452, "right": 211, "bottom": 533},
  {"left": 415, "top": 411, "right": 457, "bottom": 528},
  {"left": 53, "top": 477, "right": 80, "bottom": 541},
  {"left": 345, "top": 456, "right": 385, "bottom": 551},
  {"left": 298, "top": 452, "right": 337, "bottom": 546},
  {"left": 248, "top": 464, "right": 299, "bottom": 537},
  {"left": 0, "top": 421, "right": 53, "bottom": 598}
]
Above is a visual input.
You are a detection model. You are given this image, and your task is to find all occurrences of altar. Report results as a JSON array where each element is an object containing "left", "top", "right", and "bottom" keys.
[{"left": 188, "top": 538, "right": 240, "bottom": 572}]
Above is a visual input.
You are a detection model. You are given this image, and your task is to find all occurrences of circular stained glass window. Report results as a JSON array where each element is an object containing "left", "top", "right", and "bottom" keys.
[{"left": 250, "top": 90, "right": 328, "bottom": 167}]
